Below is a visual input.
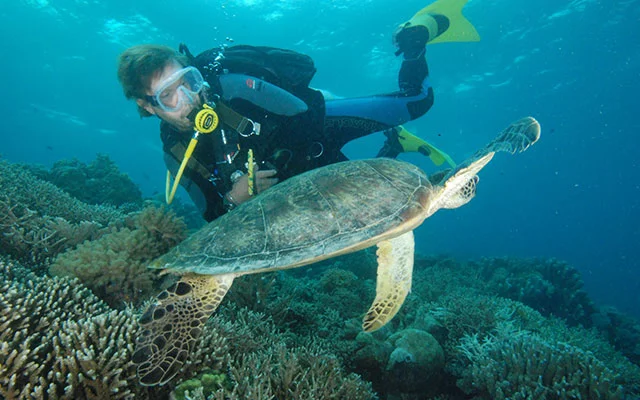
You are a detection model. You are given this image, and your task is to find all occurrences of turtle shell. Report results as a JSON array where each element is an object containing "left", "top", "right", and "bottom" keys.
[{"left": 153, "top": 158, "right": 434, "bottom": 275}]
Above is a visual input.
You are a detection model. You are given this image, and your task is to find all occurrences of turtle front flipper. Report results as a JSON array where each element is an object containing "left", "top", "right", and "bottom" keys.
[
  {"left": 363, "top": 231, "right": 414, "bottom": 332},
  {"left": 132, "top": 273, "right": 235, "bottom": 386},
  {"left": 429, "top": 116, "right": 541, "bottom": 213}
]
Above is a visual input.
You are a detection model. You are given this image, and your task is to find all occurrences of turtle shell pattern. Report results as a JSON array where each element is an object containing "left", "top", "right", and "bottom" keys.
[{"left": 153, "top": 158, "right": 434, "bottom": 276}]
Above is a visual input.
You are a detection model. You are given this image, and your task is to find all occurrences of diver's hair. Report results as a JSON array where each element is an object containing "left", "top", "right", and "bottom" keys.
[{"left": 117, "top": 44, "right": 190, "bottom": 117}]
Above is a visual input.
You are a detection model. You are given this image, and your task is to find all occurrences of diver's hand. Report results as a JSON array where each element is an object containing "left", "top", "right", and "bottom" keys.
[{"left": 228, "top": 169, "right": 279, "bottom": 205}]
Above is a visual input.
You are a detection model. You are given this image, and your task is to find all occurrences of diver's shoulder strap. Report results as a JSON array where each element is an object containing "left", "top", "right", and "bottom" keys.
[{"left": 215, "top": 102, "right": 261, "bottom": 137}]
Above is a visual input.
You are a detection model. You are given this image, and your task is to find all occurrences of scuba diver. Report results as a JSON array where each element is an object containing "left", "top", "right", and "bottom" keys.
[{"left": 116, "top": 0, "right": 479, "bottom": 223}]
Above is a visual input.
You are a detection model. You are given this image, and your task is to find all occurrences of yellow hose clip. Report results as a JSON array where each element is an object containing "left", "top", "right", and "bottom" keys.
[
  {"left": 193, "top": 103, "right": 219, "bottom": 134},
  {"left": 247, "top": 149, "right": 255, "bottom": 196}
]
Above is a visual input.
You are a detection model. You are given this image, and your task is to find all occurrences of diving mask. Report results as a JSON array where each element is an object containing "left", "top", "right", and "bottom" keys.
[{"left": 146, "top": 66, "right": 206, "bottom": 112}]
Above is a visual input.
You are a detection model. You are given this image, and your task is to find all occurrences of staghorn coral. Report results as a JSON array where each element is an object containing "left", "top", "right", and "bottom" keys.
[
  {"left": 456, "top": 329, "right": 625, "bottom": 400},
  {"left": 217, "top": 342, "right": 374, "bottom": 400},
  {"left": 50, "top": 205, "right": 187, "bottom": 308},
  {"left": 0, "top": 197, "right": 107, "bottom": 266},
  {"left": 0, "top": 260, "right": 231, "bottom": 400},
  {"left": 0, "top": 159, "right": 124, "bottom": 226},
  {"left": 426, "top": 290, "right": 506, "bottom": 354},
  {"left": 0, "top": 159, "right": 126, "bottom": 266},
  {"left": 425, "top": 291, "right": 640, "bottom": 398},
  {"left": 193, "top": 306, "right": 376, "bottom": 400},
  {"left": 0, "top": 260, "right": 135, "bottom": 399}
]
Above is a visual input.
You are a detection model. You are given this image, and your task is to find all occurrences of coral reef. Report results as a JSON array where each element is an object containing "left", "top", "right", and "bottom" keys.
[
  {"left": 49, "top": 205, "right": 187, "bottom": 308},
  {"left": 204, "top": 306, "right": 375, "bottom": 400},
  {"left": 384, "top": 328, "right": 445, "bottom": 397},
  {"left": 2, "top": 153, "right": 639, "bottom": 400},
  {"left": 0, "top": 159, "right": 126, "bottom": 266},
  {"left": 2, "top": 260, "right": 373, "bottom": 400},
  {"left": 0, "top": 159, "right": 124, "bottom": 226},
  {"left": 475, "top": 257, "right": 596, "bottom": 326},
  {"left": 457, "top": 328, "right": 624, "bottom": 399},
  {"left": 0, "top": 260, "right": 143, "bottom": 399},
  {"left": 0, "top": 259, "right": 232, "bottom": 399},
  {"left": 28, "top": 154, "right": 143, "bottom": 208},
  {"left": 592, "top": 306, "right": 640, "bottom": 365}
]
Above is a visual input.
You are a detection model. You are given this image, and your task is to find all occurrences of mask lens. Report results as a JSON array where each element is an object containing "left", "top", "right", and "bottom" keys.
[{"left": 154, "top": 67, "right": 205, "bottom": 112}]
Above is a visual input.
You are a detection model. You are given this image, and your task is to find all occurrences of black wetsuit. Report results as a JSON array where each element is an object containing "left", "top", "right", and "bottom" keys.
[{"left": 161, "top": 47, "right": 432, "bottom": 222}]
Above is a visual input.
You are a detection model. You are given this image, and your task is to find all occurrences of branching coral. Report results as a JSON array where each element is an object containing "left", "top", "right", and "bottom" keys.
[
  {"left": 49, "top": 205, "right": 187, "bottom": 308},
  {"left": 217, "top": 342, "right": 373, "bottom": 400},
  {"left": 198, "top": 307, "right": 375, "bottom": 400},
  {"left": 0, "top": 260, "right": 232, "bottom": 400},
  {"left": 0, "top": 260, "right": 131, "bottom": 399},
  {"left": 0, "top": 159, "right": 126, "bottom": 265},
  {"left": 0, "top": 159, "right": 124, "bottom": 226},
  {"left": 0, "top": 197, "right": 107, "bottom": 266},
  {"left": 457, "top": 329, "right": 625, "bottom": 399},
  {"left": 425, "top": 291, "right": 640, "bottom": 398}
]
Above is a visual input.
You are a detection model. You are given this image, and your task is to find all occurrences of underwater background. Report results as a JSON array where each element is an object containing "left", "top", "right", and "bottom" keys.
[
  {"left": 1, "top": 0, "right": 639, "bottom": 399},
  {"left": 2, "top": 0, "right": 638, "bottom": 318}
]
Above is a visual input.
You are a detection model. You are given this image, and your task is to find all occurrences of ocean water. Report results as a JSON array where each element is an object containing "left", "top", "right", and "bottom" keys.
[{"left": 1, "top": 0, "right": 638, "bottom": 327}]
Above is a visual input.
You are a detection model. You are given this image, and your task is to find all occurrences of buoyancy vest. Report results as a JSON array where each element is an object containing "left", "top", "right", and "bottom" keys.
[{"left": 162, "top": 44, "right": 332, "bottom": 203}]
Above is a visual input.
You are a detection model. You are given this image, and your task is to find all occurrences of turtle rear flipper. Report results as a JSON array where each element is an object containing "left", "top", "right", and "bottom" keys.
[
  {"left": 133, "top": 273, "right": 235, "bottom": 386},
  {"left": 363, "top": 231, "right": 415, "bottom": 332}
]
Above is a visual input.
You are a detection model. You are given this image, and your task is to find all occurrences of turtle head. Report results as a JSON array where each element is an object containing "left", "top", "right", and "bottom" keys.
[
  {"left": 441, "top": 175, "right": 479, "bottom": 209},
  {"left": 427, "top": 152, "right": 493, "bottom": 215}
]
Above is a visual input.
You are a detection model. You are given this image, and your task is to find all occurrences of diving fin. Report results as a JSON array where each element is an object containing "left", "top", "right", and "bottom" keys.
[
  {"left": 396, "top": 126, "right": 456, "bottom": 167},
  {"left": 395, "top": 0, "right": 480, "bottom": 47}
]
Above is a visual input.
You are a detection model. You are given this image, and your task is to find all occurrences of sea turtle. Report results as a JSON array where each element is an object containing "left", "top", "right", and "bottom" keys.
[{"left": 133, "top": 116, "right": 541, "bottom": 386}]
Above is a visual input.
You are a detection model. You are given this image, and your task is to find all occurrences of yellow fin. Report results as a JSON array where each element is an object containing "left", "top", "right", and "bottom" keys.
[
  {"left": 397, "top": 126, "right": 456, "bottom": 167},
  {"left": 363, "top": 231, "right": 415, "bottom": 332},
  {"left": 422, "top": 141, "right": 457, "bottom": 167},
  {"left": 133, "top": 273, "right": 235, "bottom": 386},
  {"left": 407, "top": 0, "right": 480, "bottom": 44}
]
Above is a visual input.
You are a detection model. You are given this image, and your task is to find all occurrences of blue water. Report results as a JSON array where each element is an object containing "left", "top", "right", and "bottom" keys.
[{"left": 1, "top": 0, "right": 638, "bottom": 318}]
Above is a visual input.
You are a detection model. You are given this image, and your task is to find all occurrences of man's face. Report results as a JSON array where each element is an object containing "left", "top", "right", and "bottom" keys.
[{"left": 137, "top": 61, "right": 201, "bottom": 132}]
